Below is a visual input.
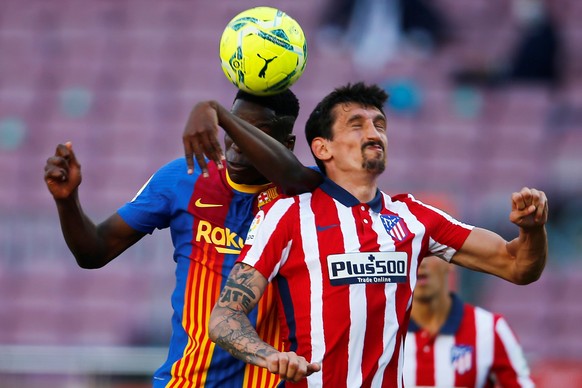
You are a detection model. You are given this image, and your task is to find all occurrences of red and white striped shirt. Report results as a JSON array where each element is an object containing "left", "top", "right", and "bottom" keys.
[
  {"left": 404, "top": 294, "right": 534, "bottom": 388},
  {"left": 239, "top": 179, "right": 473, "bottom": 387}
]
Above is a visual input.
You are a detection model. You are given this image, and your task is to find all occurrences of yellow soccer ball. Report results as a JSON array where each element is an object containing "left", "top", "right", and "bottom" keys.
[{"left": 219, "top": 6, "right": 308, "bottom": 96}]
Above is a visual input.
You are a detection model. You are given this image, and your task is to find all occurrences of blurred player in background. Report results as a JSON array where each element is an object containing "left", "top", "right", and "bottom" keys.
[
  {"left": 43, "top": 89, "right": 320, "bottom": 388},
  {"left": 404, "top": 255, "right": 535, "bottom": 387}
]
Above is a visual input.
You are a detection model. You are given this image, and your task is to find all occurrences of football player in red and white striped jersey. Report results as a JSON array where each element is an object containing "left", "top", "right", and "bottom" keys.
[
  {"left": 404, "top": 255, "right": 534, "bottom": 388},
  {"left": 208, "top": 82, "right": 548, "bottom": 387}
]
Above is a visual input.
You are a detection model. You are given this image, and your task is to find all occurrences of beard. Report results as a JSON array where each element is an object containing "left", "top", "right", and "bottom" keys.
[
  {"left": 362, "top": 157, "right": 386, "bottom": 173},
  {"left": 361, "top": 143, "right": 386, "bottom": 173}
]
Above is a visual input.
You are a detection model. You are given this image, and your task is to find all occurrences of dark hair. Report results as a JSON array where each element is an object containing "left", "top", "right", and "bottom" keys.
[
  {"left": 305, "top": 82, "right": 388, "bottom": 174},
  {"left": 234, "top": 89, "right": 300, "bottom": 121}
]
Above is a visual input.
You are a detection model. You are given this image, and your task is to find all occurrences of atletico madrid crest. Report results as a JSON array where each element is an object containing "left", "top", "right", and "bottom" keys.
[
  {"left": 451, "top": 345, "right": 473, "bottom": 374},
  {"left": 380, "top": 215, "right": 410, "bottom": 242}
]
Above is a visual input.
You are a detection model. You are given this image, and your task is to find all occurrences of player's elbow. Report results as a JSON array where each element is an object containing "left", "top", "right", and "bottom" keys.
[
  {"left": 513, "top": 270, "right": 543, "bottom": 285},
  {"left": 73, "top": 254, "right": 110, "bottom": 269},
  {"left": 512, "top": 263, "right": 545, "bottom": 285},
  {"left": 208, "top": 309, "right": 222, "bottom": 345}
]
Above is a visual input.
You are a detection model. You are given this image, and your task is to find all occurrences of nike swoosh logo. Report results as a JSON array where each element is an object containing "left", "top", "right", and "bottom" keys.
[
  {"left": 195, "top": 198, "right": 223, "bottom": 208},
  {"left": 316, "top": 224, "right": 340, "bottom": 232}
]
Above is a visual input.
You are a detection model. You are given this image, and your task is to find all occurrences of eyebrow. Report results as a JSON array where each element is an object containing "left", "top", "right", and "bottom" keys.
[{"left": 346, "top": 113, "right": 386, "bottom": 125}]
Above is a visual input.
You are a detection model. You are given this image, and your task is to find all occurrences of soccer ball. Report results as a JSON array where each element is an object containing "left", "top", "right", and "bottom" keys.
[{"left": 219, "top": 6, "right": 307, "bottom": 96}]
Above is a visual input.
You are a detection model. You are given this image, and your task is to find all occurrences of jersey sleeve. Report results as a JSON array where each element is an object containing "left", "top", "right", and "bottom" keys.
[
  {"left": 238, "top": 196, "right": 298, "bottom": 282},
  {"left": 117, "top": 159, "right": 186, "bottom": 234},
  {"left": 403, "top": 194, "right": 474, "bottom": 261},
  {"left": 490, "top": 315, "right": 535, "bottom": 387}
]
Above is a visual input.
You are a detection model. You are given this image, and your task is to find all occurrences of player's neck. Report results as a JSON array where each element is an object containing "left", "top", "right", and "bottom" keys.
[
  {"left": 411, "top": 292, "right": 452, "bottom": 336},
  {"left": 327, "top": 170, "right": 378, "bottom": 203}
]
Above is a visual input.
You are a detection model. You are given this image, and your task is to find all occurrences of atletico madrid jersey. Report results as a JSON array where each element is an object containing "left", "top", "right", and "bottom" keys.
[
  {"left": 117, "top": 158, "right": 283, "bottom": 388},
  {"left": 240, "top": 177, "right": 474, "bottom": 387},
  {"left": 404, "top": 293, "right": 534, "bottom": 388}
]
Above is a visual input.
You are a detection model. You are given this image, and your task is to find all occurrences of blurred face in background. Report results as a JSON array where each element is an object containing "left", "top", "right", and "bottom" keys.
[{"left": 414, "top": 255, "right": 451, "bottom": 304}]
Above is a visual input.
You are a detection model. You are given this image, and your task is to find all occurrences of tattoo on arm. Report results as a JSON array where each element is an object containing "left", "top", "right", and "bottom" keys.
[{"left": 210, "top": 263, "right": 276, "bottom": 367}]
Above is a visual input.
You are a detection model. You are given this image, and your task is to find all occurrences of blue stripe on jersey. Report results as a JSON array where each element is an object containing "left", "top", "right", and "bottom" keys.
[{"left": 276, "top": 276, "right": 298, "bottom": 353}]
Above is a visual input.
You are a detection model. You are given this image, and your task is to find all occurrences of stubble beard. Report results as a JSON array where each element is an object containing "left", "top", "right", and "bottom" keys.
[{"left": 362, "top": 154, "right": 386, "bottom": 174}]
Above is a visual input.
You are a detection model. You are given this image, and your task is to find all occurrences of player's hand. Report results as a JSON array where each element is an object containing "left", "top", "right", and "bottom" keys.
[
  {"left": 44, "top": 142, "right": 82, "bottom": 200},
  {"left": 509, "top": 187, "right": 548, "bottom": 229},
  {"left": 265, "top": 351, "right": 321, "bottom": 383},
  {"left": 182, "top": 101, "right": 225, "bottom": 177}
]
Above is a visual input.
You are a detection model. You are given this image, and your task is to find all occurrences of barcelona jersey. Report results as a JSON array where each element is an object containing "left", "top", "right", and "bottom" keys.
[{"left": 117, "top": 158, "right": 283, "bottom": 388}]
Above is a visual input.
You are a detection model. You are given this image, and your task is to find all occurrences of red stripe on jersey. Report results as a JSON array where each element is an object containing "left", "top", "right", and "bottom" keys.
[
  {"left": 492, "top": 316, "right": 520, "bottom": 387},
  {"left": 318, "top": 195, "right": 350, "bottom": 385},
  {"left": 454, "top": 305, "right": 478, "bottom": 387},
  {"left": 168, "top": 249, "right": 222, "bottom": 387},
  {"left": 245, "top": 284, "right": 283, "bottom": 388},
  {"left": 361, "top": 285, "right": 385, "bottom": 387},
  {"left": 414, "top": 331, "right": 437, "bottom": 386},
  {"left": 356, "top": 206, "right": 384, "bottom": 387}
]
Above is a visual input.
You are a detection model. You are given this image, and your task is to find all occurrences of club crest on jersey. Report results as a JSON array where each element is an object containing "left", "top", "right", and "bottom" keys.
[
  {"left": 326, "top": 252, "right": 407, "bottom": 286},
  {"left": 380, "top": 215, "right": 410, "bottom": 242},
  {"left": 257, "top": 187, "right": 279, "bottom": 209},
  {"left": 451, "top": 345, "right": 473, "bottom": 375},
  {"left": 245, "top": 210, "right": 265, "bottom": 245}
]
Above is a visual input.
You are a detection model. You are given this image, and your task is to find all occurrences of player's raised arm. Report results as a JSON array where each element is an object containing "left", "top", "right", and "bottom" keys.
[
  {"left": 451, "top": 187, "right": 548, "bottom": 285},
  {"left": 183, "top": 99, "right": 322, "bottom": 195},
  {"left": 44, "top": 142, "right": 145, "bottom": 268},
  {"left": 209, "top": 263, "right": 320, "bottom": 382}
]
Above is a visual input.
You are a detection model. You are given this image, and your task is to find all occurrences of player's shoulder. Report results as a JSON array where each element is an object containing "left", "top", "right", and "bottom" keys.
[
  {"left": 156, "top": 157, "right": 188, "bottom": 174},
  {"left": 473, "top": 304, "right": 506, "bottom": 322},
  {"left": 381, "top": 191, "right": 418, "bottom": 206},
  {"left": 389, "top": 192, "right": 413, "bottom": 200},
  {"left": 153, "top": 157, "right": 212, "bottom": 181},
  {"left": 265, "top": 194, "right": 300, "bottom": 211},
  {"left": 142, "top": 157, "right": 203, "bottom": 193}
]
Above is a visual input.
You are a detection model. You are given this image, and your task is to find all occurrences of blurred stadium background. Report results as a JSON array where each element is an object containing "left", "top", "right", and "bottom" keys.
[{"left": 0, "top": 0, "right": 581, "bottom": 387}]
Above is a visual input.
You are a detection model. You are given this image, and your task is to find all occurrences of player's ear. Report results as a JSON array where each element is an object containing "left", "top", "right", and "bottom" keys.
[
  {"left": 311, "top": 137, "right": 331, "bottom": 162},
  {"left": 285, "top": 134, "right": 296, "bottom": 151}
]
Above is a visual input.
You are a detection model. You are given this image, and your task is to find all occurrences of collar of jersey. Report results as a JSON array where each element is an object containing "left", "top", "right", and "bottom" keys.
[
  {"left": 319, "top": 176, "right": 382, "bottom": 212},
  {"left": 225, "top": 168, "right": 272, "bottom": 194},
  {"left": 408, "top": 293, "right": 464, "bottom": 334}
]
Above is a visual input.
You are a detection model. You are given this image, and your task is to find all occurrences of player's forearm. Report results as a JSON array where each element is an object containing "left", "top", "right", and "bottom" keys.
[
  {"left": 209, "top": 306, "right": 278, "bottom": 368},
  {"left": 213, "top": 102, "right": 322, "bottom": 195},
  {"left": 507, "top": 225, "right": 547, "bottom": 284},
  {"left": 55, "top": 196, "right": 110, "bottom": 268}
]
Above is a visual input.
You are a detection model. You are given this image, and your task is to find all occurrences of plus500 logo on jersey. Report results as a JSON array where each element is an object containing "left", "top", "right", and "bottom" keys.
[
  {"left": 196, "top": 220, "right": 245, "bottom": 254},
  {"left": 327, "top": 252, "right": 408, "bottom": 286}
]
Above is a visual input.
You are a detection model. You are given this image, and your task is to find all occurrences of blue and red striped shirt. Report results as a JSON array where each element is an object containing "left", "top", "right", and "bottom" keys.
[{"left": 118, "top": 158, "right": 283, "bottom": 388}]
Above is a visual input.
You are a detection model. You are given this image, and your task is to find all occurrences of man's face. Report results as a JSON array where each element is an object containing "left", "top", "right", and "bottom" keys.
[
  {"left": 225, "top": 99, "right": 287, "bottom": 185},
  {"left": 326, "top": 103, "right": 387, "bottom": 176},
  {"left": 414, "top": 256, "right": 451, "bottom": 303}
]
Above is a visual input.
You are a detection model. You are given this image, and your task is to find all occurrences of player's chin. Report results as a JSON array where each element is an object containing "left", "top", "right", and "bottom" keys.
[
  {"left": 363, "top": 159, "right": 386, "bottom": 174},
  {"left": 227, "top": 165, "right": 265, "bottom": 185}
]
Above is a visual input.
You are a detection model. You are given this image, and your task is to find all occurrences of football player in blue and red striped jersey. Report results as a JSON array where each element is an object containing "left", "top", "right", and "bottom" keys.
[
  {"left": 44, "top": 88, "right": 320, "bottom": 388},
  {"left": 404, "top": 255, "right": 534, "bottom": 388},
  {"left": 208, "top": 82, "right": 548, "bottom": 386}
]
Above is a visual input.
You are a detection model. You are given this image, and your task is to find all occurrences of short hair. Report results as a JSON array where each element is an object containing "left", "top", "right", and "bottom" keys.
[
  {"left": 305, "top": 82, "right": 388, "bottom": 174},
  {"left": 234, "top": 89, "right": 300, "bottom": 121}
]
